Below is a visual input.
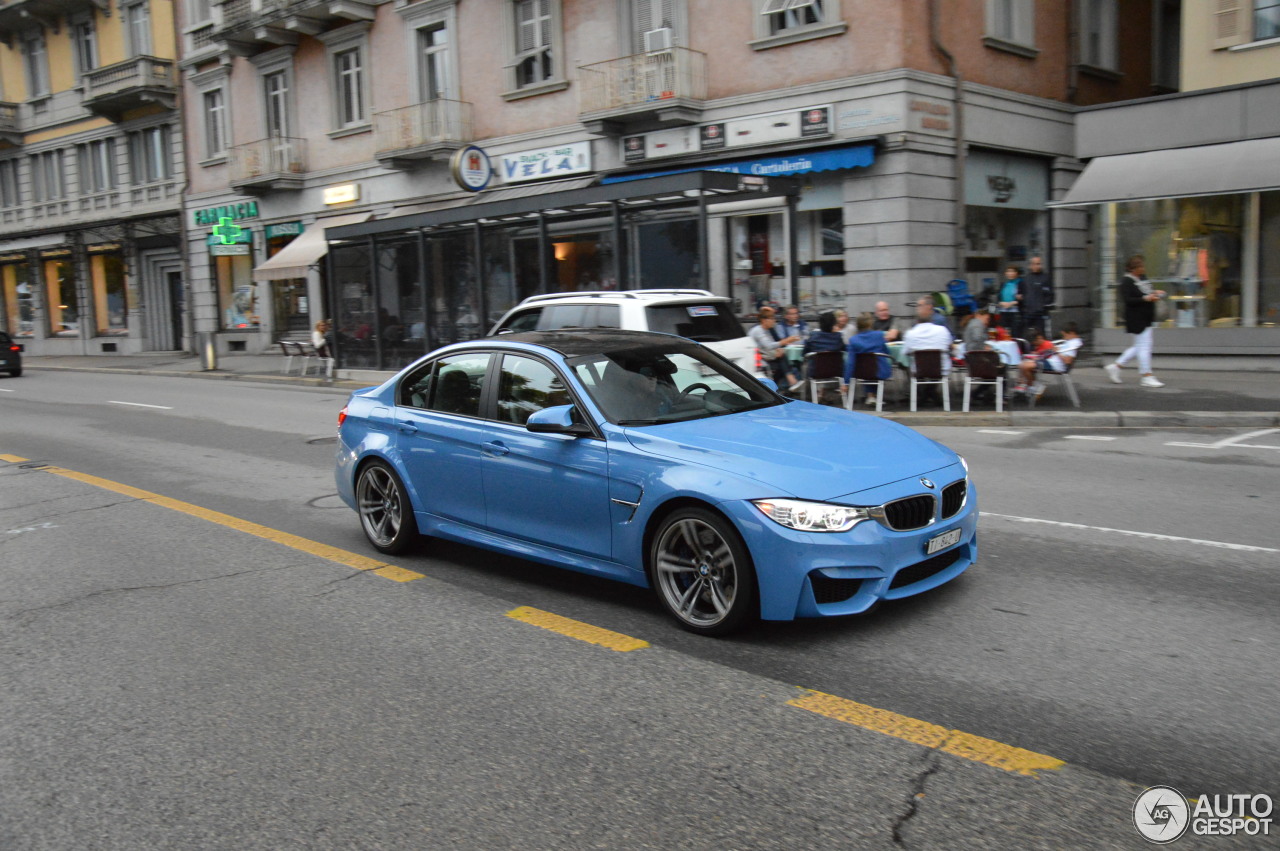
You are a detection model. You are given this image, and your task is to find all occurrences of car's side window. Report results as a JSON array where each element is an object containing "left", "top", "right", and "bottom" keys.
[
  {"left": 538, "top": 304, "right": 587, "bottom": 329},
  {"left": 501, "top": 308, "right": 541, "bottom": 334},
  {"left": 495, "top": 354, "right": 570, "bottom": 425},
  {"left": 593, "top": 304, "right": 621, "bottom": 328},
  {"left": 405, "top": 352, "right": 490, "bottom": 417}
]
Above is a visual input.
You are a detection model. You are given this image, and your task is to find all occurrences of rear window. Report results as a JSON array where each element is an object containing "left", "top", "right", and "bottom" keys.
[
  {"left": 537, "top": 304, "right": 621, "bottom": 330},
  {"left": 644, "top": 303, "right": 746, "bottom": 342}
]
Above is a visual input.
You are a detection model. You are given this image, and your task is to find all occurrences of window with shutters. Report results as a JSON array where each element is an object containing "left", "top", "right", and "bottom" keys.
[
  {"left": 71, "top": 16, "right": 98, "bottom": 77},
  {"left": 203, "top": 89, "right": 228, "bottom": 159},
  {"left": 505, "top": 0, "right": 566, "bottom": 98},
  {"left": 320, "top": 24, "right": 372, "bottom": 134},
  {"left": 1078, "top": 0, "right": 1118, "bottom": 72},
  {"left": 628, "top": 0, "right": 684, "bottom": 55},
  {"left": 983, "top": 0, "right": 1037, "bottom": 57},
  {"left": 123, "top": 2, "right": 152, "bottom": 57},
  {"left": 750, "top": 0, "right": 845, "bottom": 50},
  {"left": 398, "top": 0, "right": 460, "bottom": 104},
  {"left": 22, "top": 31, "right": 50, "bottom": 99},
  {"left": 30, "top": 150, "right": 66, "bottom": 201},
  {"left": 77, "top": 139, "right": 118, "bottom": 194}
]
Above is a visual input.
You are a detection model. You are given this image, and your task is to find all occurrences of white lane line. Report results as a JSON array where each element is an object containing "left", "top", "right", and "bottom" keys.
[
  {"left": 1165, "top": 428, "right": 1280, "bottom": 450},
  {"left": 981, "top": 512, "right": 1280, "bottom": 554},
  {"left": 978, "top": 429, "right": 1024, "bottom": 435},
  {"left": 1064, "top": 435, "right": 1117, "bottom": 441},
  {"left": 106, "top": 400, "right": 173, "bottom": 410},
  {"left": 0, "top": 388, "right": 13, "bottom": 392}
]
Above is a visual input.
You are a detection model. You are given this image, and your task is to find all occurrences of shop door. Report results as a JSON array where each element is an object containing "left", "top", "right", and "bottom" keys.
[{"left": 272, "top": 279, "right": 310, "bottom": 339}]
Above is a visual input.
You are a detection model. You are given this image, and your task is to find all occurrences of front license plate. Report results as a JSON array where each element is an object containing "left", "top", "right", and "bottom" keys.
[{"left": 926, "top": 528, "right": 962, "bottom": 554}]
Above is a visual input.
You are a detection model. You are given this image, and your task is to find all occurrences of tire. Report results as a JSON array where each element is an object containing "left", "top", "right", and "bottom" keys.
[
  {"left": 355, "top": 460, "right": 419, "bottom": 555},
  {"left": 648, "top": 507, "right": 757, "bottom": 636},
  {"left": 8, "top": 368, "right": 19, "bottom": 377}
]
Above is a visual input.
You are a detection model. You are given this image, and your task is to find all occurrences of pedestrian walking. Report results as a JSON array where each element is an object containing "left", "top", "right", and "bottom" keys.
[
  {"left": 1105, "top": 254, "right": 1167, "bottom": 388},
  {"left": 1021, "top": 255, "right": 1055, "bottom": 338}
]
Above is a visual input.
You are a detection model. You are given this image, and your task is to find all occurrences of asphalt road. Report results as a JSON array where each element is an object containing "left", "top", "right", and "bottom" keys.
[{"left": 2, "top": 370, "right": 1277, "bottom": 848}]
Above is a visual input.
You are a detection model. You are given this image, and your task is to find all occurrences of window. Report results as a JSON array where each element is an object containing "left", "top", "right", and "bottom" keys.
[
  {"left": 416, "top": 353, "right": 490, "bottom": 416},
  {"left": 129, "top": 126, "right": 171, "bottom": 184},
  {"left": 510, "top": 0, "right": 559, "bottom": 90},
  {"left": 0, "top": 160, "right": 19, "bottom": 207},
  {"left": 124, "top": 2, "right": 152, "bottom": 56},
  {"left": 203, "top": 88, "right": 228, "bottom": 158},
  {"left": 1, "top": 261, "right": 36, "bottom": 337},
  {"left": 496, "top": 354, "right": 569, "bottom": 425},
  {"left": 1257, "top": 0, "right": 1280, "bottom": 40},
  {"left": 30, "top": 150, "right": 65, "bottom": 202},
  {"left": 630, "top": 0, "right": 679, "bottom": 53},
  {"left": 45, "top": 259, "right": 78, "bottom": 336},
  {"left": 264, "top": 71, "right": 290, "bottom": 137},
  {"left": 1079, "top": 0, "right": 1118, "bottom": 71},
  {"left": 187, "top": 0, "right": 213, "bottom": 26},
  {"left": 71, "top": 17, "right": 98, "bottom": 76},
  {"left": 751, "top": 0, "right": 844, "bottom": 49},
  {"left": 333, "top": 48, "right": 366, "bottom": 127},
  {"left": 418, "top": 23, "right": 450, "bottom": 101},
  {"left": 985, "top": 0, "right": 1036, "bottom": 53},
  {"left": 91, "top": 254, "right": 129, "bottom": 335},
  {"left": 78, "top": 139, "right": 117, "bottom": 193},
  {"left": 23, "top": 32, "right": 50, "bottom": 98}
]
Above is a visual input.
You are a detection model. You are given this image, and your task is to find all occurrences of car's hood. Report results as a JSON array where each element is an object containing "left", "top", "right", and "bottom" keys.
[{"left": 621, "top": 402, "right": 957, "bottom": 501}]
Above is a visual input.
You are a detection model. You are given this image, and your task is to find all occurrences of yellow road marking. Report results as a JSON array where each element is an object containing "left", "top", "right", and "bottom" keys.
[
  {"left": 506, "top": 606, "right": 649, "bottom": 652},
  {"left": 1, "top": 454, "right": 28, "bottom": 462},
  {"left": 25, "top": 463, "right": 422, "bottom": 583},
  {"left": 788, "top": 690, "right": 1064, "bottom": 776}
]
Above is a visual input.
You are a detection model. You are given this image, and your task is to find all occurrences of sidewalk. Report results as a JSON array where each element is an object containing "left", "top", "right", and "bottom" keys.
[{"left": 18, "top": 351, "right": 1280, "bottom": 427}]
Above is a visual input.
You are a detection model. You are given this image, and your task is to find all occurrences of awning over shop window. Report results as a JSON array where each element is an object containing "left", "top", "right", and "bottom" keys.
[
  {"left": 251, "top": 212, "right": 371, "bottom": 282},
  {"left": 1052, "top": 137, "right": 1280, "bottom": 207},
  {"left": 600, "top": 144, "right": 876, "bottom": 184}
]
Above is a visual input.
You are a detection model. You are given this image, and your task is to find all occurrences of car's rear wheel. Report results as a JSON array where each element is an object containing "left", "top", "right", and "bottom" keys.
[
  {"left": 356, "top": 460, "right": 418, "bottom": 555},
  {"left": 649, "top": 507, "right": 756, "bottom": 636},
  {"left": 8, "top": 368, "right": 19, "bottom": 377}
]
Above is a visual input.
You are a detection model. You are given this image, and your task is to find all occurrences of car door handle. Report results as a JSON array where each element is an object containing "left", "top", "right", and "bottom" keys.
[
  {"left": 483, "top": 441, "right": 509, "bottom": 456},
  {"left": 397, "top": 420, "right": 418, "bottom": 434}
]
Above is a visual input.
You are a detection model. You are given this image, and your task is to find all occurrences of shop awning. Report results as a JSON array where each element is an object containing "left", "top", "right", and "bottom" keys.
[
  {"left": 600, "top": 144, "right": 876, "bottom": 185},
  {"left": 1051, "top": 137, "right": 1280, "bottom": 206},
  {"left": 251, "top": 212, "right": 371, "bottom": 281}
]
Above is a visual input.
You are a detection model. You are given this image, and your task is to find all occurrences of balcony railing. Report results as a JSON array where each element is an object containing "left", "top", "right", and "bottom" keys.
[
  {"left": 578, "top": 47, "right": 706, "bottom": 132},
  {"left": 82, "top": 56, "right": 177, "bottom": 121},
  {"left": 373, "top": 99, "right": 473, "bottom": 168},
  {"left": 218, "top": 0, "right": 373, "bottom": 53},
  {"left": 228, "top": 136, "right": 308, "bottom": 194},
  {"left": 0, "top": 101, "right": 19, "bottom": 145}
]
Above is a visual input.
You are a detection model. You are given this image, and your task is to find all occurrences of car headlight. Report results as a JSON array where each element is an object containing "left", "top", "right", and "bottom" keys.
[
  {"left": 752, "top": 498, "right": 870, "bottom": 533},
  {"left": 959, "top": 455, "right": 968, "bottom": 474}
]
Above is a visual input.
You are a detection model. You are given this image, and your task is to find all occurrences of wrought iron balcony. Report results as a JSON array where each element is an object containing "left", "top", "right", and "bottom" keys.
[
  {"left": 373, "top": 99, "right": 473, "bottom": 169},
  {"left": 0, "top": 102, "right": 20, "bottom": 147},
  {"left": 82, "top": 56, "right": 177, "bottom": 121},
  {"left": 218, "top": 0, "right": 375, "bottom": 55},
  {"left": 578, "top": 47, "right": 706, "bottom": 135},
  {"left": 228, "top": 137, "right": 308, "bottom": 194}
]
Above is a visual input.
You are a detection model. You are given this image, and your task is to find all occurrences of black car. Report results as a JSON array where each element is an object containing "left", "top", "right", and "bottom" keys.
[{"left": 0, "top": 331, "right": 22, "bottom": 377}]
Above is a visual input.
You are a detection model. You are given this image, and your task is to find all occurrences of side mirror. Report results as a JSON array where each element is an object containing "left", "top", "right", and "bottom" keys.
[
  {"left": 757, "top": 376, "right": 779, "bottom": 392},
  {"left": 526, "top": 404, "right": 592, "bottom": 437}
]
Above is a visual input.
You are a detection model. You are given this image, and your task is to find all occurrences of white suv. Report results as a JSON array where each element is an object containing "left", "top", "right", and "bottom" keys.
[{"left": 489, "top": 290, "right": 757, "bottom": 374}]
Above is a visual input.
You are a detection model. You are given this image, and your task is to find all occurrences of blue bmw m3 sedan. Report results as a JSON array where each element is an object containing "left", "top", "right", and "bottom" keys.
[{"left": 336, "top": 329, "right": 977, "bottom": 635}]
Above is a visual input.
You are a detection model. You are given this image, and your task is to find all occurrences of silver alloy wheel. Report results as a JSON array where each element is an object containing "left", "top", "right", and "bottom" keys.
[
  {"left": 357, "top": 464, "right": 402, "bottom": 548},
  {"left": 654, "top": 517, "right": 739, "bottom": 628}
]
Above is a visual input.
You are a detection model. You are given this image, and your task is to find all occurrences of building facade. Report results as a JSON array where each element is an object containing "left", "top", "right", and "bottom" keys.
[
  {"left": 0, "top": 0, "right": 184, "bottom": 355},
  {"left": 177, "top": 0, "right": 1170, "bottom": 371},
  {"left": 1059, "top": 0, "right": 1280, "bottom": 357}
]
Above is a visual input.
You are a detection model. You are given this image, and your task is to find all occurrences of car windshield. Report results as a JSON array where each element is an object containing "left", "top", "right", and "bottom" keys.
[
  {"left": 569, "top": 343, "right": 780, "bottom": 426},
  {"left": 644, "top": 303, "right": 746, "bottom": 342}
]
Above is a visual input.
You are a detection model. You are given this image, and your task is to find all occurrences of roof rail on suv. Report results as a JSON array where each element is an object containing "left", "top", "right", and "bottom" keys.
[{"left": 520, "top": 289, "right": 716, "bottom": 305}]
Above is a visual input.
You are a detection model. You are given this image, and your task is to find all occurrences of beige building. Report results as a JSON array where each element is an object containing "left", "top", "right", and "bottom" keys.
[
  {"left": 0, "top": 0, "right": 184, "bottom": 355},
  {"left": 1059, "top": 0, "right": 1280, "bottom": 358},
  {"left": 177, "top": 1, "right": 1170, "bottom": 369}
]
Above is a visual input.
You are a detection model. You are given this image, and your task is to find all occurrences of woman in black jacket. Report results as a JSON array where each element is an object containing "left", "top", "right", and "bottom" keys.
[{"left": 1104, "top": 255, "right": 1167, "bottom": 388}]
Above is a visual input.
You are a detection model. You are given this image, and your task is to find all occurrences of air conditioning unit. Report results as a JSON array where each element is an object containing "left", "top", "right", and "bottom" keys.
[{"left": 643, "top": 27, "right": 673, "bottom": 53}]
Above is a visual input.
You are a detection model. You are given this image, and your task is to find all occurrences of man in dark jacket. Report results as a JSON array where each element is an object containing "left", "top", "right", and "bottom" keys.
[
  {"left": 1021, "top": 255, "right": 1055, "bottom": 337},
  {"left": 1105, "top": 254, "right": 1167, "bottom": 388}
]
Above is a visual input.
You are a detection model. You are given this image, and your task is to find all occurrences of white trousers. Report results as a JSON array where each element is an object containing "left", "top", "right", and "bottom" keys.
[{"left": 1116, "top": 327, "right": 1153, "bottom": 373}]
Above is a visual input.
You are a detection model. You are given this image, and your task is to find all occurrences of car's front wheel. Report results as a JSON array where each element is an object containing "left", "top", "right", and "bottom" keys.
[
  {"left": 356, "top": 460, "right": 419, "bottom": 555},
  {"left": 649, "top": 507, "right": 757, "bottom": 636}
]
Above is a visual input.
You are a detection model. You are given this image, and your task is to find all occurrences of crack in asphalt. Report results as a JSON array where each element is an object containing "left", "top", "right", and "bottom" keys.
[
  {"left": 5, "top": 564, "right": 307, "bottom": 620},
  {"left": 892, "top": 746, "right": 943, "bottom": 847},
  {"left": 3, "top": 498, "right": 137, "bottom": 527},
  {"left": 309, "top": 567, "right": 381, "bottom": 598}
]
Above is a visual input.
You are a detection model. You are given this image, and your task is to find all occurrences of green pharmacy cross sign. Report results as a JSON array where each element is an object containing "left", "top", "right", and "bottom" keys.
[{"left": 212, "top": 217, "right": 244, "bottom": 245}]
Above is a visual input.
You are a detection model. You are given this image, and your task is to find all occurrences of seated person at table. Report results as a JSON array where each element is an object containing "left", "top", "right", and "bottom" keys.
[
  {"left": 748, "top": 306, "right": 801, "bottom": 389},
  {"left": 844, "top": 313, "right": 896, "bottom": 406},
  {"left": 779, "top": 305, "right": 810, "bottom": 343},
  {"left": 902, "top": 310, "right": 954, "bottom": 375},
  {"left": 804, "top": 312, "right": 846, "bottom": 355},
  {"left": 913, "top": 295, "right": 950, "bottom": 329},
  {"left": 961, "top": 308, "right": 993, "bottom": 353},
  {"left": 871, "top": 300, "right": 895, "bottom": 333},
  {"left": 1016, "top": 325, "right": 1080, "bottom": 395}
]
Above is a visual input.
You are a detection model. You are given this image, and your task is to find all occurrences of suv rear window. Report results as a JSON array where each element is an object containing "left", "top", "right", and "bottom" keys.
[
  {"left": 644, "top": 303, "right": 745, "bottom": 342},
  {"left": 538, "top": 304, "right": 621, "bottom": 330}
]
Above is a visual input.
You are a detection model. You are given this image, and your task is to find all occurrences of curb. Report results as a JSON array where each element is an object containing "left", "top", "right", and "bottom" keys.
[{"left": 26, "top": 364, "right": 367, "bottom": 391}]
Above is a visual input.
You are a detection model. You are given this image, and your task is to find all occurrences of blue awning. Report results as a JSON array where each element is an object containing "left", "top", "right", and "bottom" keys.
[{"left": 601, "top": 144, "right": 875, "bottom": 184}]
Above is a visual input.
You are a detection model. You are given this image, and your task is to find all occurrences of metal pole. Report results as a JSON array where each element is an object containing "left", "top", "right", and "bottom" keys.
[
  {"left": 473, "top": 221, "right": 485, "bottom": 337},
  {"left": 368, "top": 235, "right": 381, "bottom": 369},
  {"left": 416, "top": 227, "right": 428, "bottom": 353},
  {"left": 537, "top": 212, "right": 549, "bottom": 293},
  {"left": 611, "top": 201, "right": 626, "bottom": 290},
  {"left": 698, "top": 189, "right": 709, "bottom": 291},
  {"left": 785, "top": 193, "right": 798, "bottom": 307}
]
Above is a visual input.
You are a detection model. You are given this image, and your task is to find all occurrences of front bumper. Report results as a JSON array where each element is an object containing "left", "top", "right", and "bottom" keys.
[{"left": 722, "top": 469, "right": 978, "bottom": 621}]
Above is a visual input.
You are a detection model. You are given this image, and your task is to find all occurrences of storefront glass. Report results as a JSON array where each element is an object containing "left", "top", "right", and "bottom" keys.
[
  {"left": 91, "top": 254, "right": 129, "bottom": 335},
  {"left": 215, "top": 253, "right": 259, "bottom": 330},
  {"left": 1259, "top": 192, "right": 1280, "bottom": 327},
  {"left": 44, "top": 259, "right": 79, "bottom": 337},
  {"left": 427, "top": 230, "right": 479, "bottom": 350},
  {"left": 1108, "top": 196, "right": 1244, "bottom": 328},
  {"left": 634, "top": 218, "right": 698, "bottom": 291},
  {"left": 265, "top": 232, "right": 309, "bottom": 337},
  {"left": 332, "top": 240, "right": 374, "bottom": 369},
  {"left": 1, "top": 261, "right": 35, "bottom": 337},
  {"left": 376, "top": 237, "right": 427, "bottom": 370}
]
